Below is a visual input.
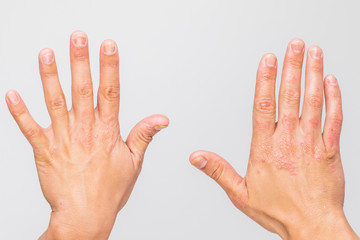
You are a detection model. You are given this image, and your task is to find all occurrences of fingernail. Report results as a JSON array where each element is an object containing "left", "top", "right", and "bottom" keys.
[
  {"left": 155, "top": 125, "right": 168, "bottom": 131},
  {"left": 291, "top": 40, "right": 304, "bottom": 53},
  {"left": 7, "top": 90, "right": 20, "bottom": 105},
  {"left": 265, "top": 54, "right": 277, "bottom": 68},
  {"left": 103, "top": 40, "right": 117, "bottom": 55},
  {"left": 310, "top": 46, "right": 323, "bottom": 59},
  {"left": 191, "top": 157, "right": 207, "bottom": 169},
  {"left": 41, "top": 50, "right": 54, "bottom": 65},
  {"left": 72, "top": 31, "right": 87, "bottom": 47},
  {"left": 327, "top": 75, "right": 337, "bottom": 86}
]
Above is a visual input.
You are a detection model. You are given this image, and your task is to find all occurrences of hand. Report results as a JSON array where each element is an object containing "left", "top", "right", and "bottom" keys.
[
  {"left": 6, "top": 31, "right": 169, "bottom": 240},
  {"left": 190, "top": 39, "right": 359, "bottom": 240}
]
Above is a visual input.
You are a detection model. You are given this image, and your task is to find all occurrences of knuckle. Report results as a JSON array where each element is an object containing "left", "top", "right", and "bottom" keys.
[
  {"left": 281, "top": 89, "right": 300, "bottom": 106},
  {"left": 326, "top": 149, "right": 338, "bottom": 161},
  {"left": 136, "top": 128, "right": 153, "bottom": 144},
  {"left": 310, "top": 63, "right": 323, "bottom": 73},
  {"left": 102, "top": 60, "right": 119, "bottom": 69},
  {"left": 306, "top": 94, "right": 323, "bottom": 109},
  {"left": 261, "top": 70, "right": 275, "bottom": 81},
  {"left": 328, "top": 114, "right": 343, "bottom": 126},
  {"left": 23, "top": 126, "right": 41, "bottom": 139},
  {"left": 78, "top": 83, "right": 93, "bottom": 98},
  {"left": 101, "top": 85, "right": 120, "bottom": 102},
  {"left": 287, "top": 57, "right": 303, "bottom": 69},
  {"left": 41, "top": 71, "right": 58, "bottom": 80},
  {"left": 73, "top": 51, "right": 89, "bottom": 62},
  {"left": 330, "top": 90, "right": 341, "bottom": 99},
  {"left": 254, "top": 97, "right": 276, "bottom": 115},
  {"left": 49, "top": 96, "right": 66, "bottom": 111},
  {"left": 12, "top": 106, "right": 27, "bottom": 118},
  {"left": 210, "top": 163, "right": 224, "bottom": 182}
]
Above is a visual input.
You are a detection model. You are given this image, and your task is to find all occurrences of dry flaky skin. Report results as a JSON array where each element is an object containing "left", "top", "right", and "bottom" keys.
[
  {"left": 6, "top": 31, "right": 169, "bottom": 240},
  {"left": 190, "top": 39, "right": 359, "bottom": 240}
]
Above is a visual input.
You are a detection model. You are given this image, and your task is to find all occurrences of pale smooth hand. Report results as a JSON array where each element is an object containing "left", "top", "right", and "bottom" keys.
[{"left": 6, "top": 31, "right": 169, "bottom": 240}]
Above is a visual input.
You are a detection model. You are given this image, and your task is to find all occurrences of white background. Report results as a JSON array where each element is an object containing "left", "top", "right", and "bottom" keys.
[{"left": 0, "top": 0, "right": 359, "bottom": 239}]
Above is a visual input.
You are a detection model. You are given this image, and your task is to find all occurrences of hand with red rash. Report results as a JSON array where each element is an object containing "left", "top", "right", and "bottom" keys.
[
  {"left": 190, "top": 39, "right": 359, "bottom": 240},
  {"left": 6, "top": 31, "right": 169, "bottom": 240}
]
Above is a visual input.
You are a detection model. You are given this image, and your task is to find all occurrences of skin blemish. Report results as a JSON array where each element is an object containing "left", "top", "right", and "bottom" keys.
[
  {"left": 309, "top": 117, "right": 319, "bottom": 127},
  {"left": 37, "top": 166, "right": 48, "bottom": 174},
  {"left": 57, "top": 199, "right": 68, "bottom": 210},
  {"left": 281, "top": 114, "right": 297, "bottom": 130},
  {"left": 273, "top": 152, "right": 298, "bottom": 176},
  {"left": 286, "top": 75, "right": 297, "bottom": 83},
  {"left": 326, "top": 129, "right": 340, "bottom": 148},
  {"left": 299, "top": 138, "right": 313, "bottom": 155},
  {"left": 322, "top": 188, "right": 328, "bottom": 193},
  {"left": 257, "top": 143, "right": 273, "bottom": 160},
  {"left": 329, "top": 163, "right": 336, "bottom": 172},
  {"left": 314, "top": 146, "right": 322, "bottom": 162},
  {"left": 254, "top": 119, "right": 273, "bottom": 131}
]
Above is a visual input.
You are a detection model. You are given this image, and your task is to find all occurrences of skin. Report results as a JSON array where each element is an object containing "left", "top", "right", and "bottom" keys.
[
  {"left": 190, "top": 39, "right": 359, "bottom": 240},
  {"left": 6, "top": 31, "right": 169, "bottom": 240}
]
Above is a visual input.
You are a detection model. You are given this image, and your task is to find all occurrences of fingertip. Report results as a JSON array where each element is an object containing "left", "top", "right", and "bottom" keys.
[
  {"left": 289, "top": 38, "right": 305, "bottom": 54},
  {"left": 71, "top": 30, "right": 86, "bottom": 34},
  {"left": 5, "top": 89, "right": 21, "bottom": 106},
  {"left": 289, "top": 38, "right": 305, "bottom": 44},
  {"left": 325, "top": 74, "right": 338, "bottom": 86},
  {"left": 189, "top": 151, "right": 208, "bottom": 169},
  {"left": 156, "top": 114, "right": 170, "bottom": 127},
  {"left": 71, "top": 30, "right": 87, "bottom": 38},
  {"left": 262, "top": 53, "right": 277, "bottom": 68},
  {"left": 308, "top": 45, "right": 323, "bottom": 60},
  {"left": 189, "top": 150, "right": 206, "bottom": 161},
  {"left": 39, "top": 48, "right": 54, "bottom": 56},
  {"left": 101, "top": 39, "right": 118, "bottom": 56},
  {"left": 145, "top": 114, "right": 170, "bottom": 130},
  {"left": 70, "top": 30, "right": 88, "bottom": 48},
  {"left": 39, "top": 48, "right": 55, "bottom": 65}
]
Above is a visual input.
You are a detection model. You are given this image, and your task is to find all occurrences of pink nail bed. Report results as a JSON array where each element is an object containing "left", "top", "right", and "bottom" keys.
[
  {"left": 103, "top": 41, "right": 117, "bottom": 55},
  {"left": 327, "top": 76, "right": 337, "bottom": 86},
  {"left": 290, "top": 40, "right": 304, "bottom": 53},
  {"left": 7, "top": 91, "right": 20, "bottom": 105},
  {"left": 192, "top": 157, "right": 207, "bottom": 169},
  {"left": 41, "top": 52, "right": 54, "bottom": 65},
  {"left": 72, "top": 32, "right": 87, "bottom": 47},
  {"left": 265, "top": 54, "right": 276, "bottom": 68},
  {"left": 310, "top": 47, "right": 323, "bottom": 59}
]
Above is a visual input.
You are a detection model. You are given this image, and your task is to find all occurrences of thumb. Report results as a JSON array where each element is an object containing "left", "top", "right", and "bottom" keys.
[
  {"left": 126, "top": 114, "right": 169, "bottom": 162},
  {"left": 189, "top": 151, "right": 247, "bottom": 209}
]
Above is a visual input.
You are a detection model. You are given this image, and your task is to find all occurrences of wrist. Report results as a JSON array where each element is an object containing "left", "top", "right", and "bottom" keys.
[
  {"left": 284, "top": 209, "right": 359, "bottom": 240},
  {"left": 40, "top": 211, "right": 117, "bottom": 240}
]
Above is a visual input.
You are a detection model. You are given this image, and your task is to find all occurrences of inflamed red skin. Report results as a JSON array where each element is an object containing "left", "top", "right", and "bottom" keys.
[{"left": 190, "top": 39, "right": 359, "bottom": 240}]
